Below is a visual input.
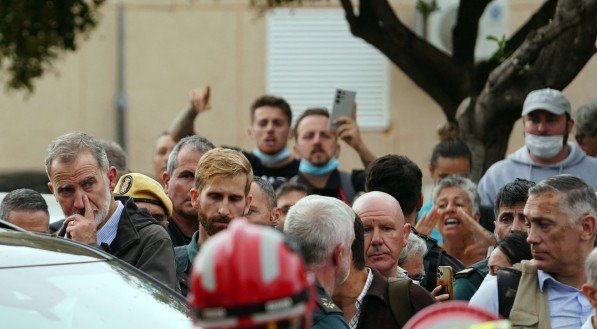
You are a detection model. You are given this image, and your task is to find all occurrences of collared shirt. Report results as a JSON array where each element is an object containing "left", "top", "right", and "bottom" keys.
[
  {"left": 470, "top": 269, "right": 591, "bottom": 329},
  {"left": 582, "top": 316, "right": 595, "bottom": 329},
  {"left": 349, "top": 268, "right": 373, "bottom": 329},
  {"left": 186, "top": 231, "right": 200, "bottom": 266},
  {"left": 97, "top": 201, "right": 124, "bottom": 246}
]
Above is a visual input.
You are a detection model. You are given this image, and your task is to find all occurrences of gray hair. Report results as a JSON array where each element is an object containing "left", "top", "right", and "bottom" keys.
[
  {"left": 574, "top": 101, "right": 597, "bottom": 139},
  {"left": 99, "top": 139, "right": 128, "bottom": 175},
  {"left": 284, "top": 195, "right": 355, "bottom": 267},
  {"left": 0, "top": 188, "right": 49, "bottom": 220},
  {"left": 45, "top": 132, "right": 109, "bottom": 178},
  {"left": 529, "top": 175, "right": 597, "bottom": 229},
  {"left": 432, "top": 174, "right": 480, "bottom": 215},
  {"left": 166, "top": 135, "right": 215, "bottom": 175},
  {"left": 398, "top": 233, "right": 427, "bottom": 266},
  {"left": 586, "top": 247, "right": 597, "bottom": 286},
  {"left": 252, "top": 176, "right": 277, "bottom": 210}
]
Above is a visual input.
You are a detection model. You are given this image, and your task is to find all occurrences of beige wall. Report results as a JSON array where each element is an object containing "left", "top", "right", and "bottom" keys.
[{"left": 0, "top": 0, "right": 594, "bottom": 190}]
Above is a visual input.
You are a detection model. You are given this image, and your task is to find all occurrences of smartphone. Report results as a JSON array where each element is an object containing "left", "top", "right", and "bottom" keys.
[
  {"left": 437, "top": 265, "right": 454, "bottom": 299},
  {"left": 329, "top": 88, "right": 356, "bottom": 131}
]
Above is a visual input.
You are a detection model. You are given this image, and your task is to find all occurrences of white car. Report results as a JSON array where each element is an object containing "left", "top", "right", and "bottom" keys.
[{"left": 0, "top": 221, "right": 192, "bottom": 329}]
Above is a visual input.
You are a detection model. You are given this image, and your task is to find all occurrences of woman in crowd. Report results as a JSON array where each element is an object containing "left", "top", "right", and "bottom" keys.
[
  {"left": 417, "top": 175, "right": 494, "bottom": 266},
  {"left": 488, "top": 232, "right": 532, "bottom": 275}
]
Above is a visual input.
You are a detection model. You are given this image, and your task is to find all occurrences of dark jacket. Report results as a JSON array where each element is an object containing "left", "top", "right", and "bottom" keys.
[
  {"left": 294, "top": 169, "right": 364, "bottom": 205},
  {"left": 313, "top": 280, "right": 350, "bottom": 329},
  {"left": 453, "top": 258, "right": 489, "bottom": 301},
  {"left": 356, "top": 268, "right": 436, "bottom": 329},
  {"left": 58, "top": 196, "right": 178, "bottom": 290},
  {"left": 166, "top": 217, "right": 193, "bottom": 247},
  {"left": 174, "top": 231, "right": 200, "bottom": 296}
]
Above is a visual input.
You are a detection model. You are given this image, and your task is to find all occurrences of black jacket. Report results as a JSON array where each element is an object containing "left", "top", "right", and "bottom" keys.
[{"left": 57, "top": 196, "right": 177, "bottom": 290}]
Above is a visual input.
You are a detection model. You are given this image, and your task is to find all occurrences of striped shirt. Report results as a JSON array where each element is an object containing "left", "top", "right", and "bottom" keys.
[
  {"left": 349, "top": 268, "right": 373, "bottom": 329},
  {"left": 97, "top": 201, "right": 124, "bottom": 247}
]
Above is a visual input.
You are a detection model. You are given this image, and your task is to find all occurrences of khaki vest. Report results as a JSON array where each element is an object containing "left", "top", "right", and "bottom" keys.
[{"left": 508, "top": 260, "right": 550, "bottom": 329}]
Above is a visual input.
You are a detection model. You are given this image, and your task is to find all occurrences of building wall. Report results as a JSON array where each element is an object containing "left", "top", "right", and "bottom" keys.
[{"left": 0, "top": 0, "right": 594, "bottom": 190}]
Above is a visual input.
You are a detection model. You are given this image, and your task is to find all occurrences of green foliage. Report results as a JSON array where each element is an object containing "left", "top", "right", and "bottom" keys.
[
  {"left": 0, "top": 0, "right": 105, "bottom": 92},
  {"left": 486, "top": 34, "right": 507, "bottom": 63}
]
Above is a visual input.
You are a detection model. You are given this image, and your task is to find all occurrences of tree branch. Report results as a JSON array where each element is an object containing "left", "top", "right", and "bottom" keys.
[
  {"left": 486, "top": 3, "right": 594, "bottom": 94},
  {"left": 342, "top": 0, "right": 468, "bottom": 121},
  {"left": 504, "top": 0, "right": 558, "bottom": 56},
  {"left": 452, "top": 0, "right": 492, "bottom": 65},
  {"left": 339, "top": 0, "right": 357, "bottom": 31},
  {"left": 471, "top": 0, "right": 597, "bottom": 143}
]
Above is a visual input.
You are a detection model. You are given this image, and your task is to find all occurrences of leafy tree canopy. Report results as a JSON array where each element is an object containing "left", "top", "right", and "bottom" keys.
[{"left": 0, "top": 0, "right": 105, "bottom": 92}]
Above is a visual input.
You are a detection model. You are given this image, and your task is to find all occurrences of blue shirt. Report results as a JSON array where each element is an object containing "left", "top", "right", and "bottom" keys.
[
  {"left": 97, "top": 201, "right": 124, "bottom": 246},
  {"left": 582, "top": 316, "right": 595, "bottom": 329},
  {"left": 470, "top": 270, "right": 591, "bottom": 328}
]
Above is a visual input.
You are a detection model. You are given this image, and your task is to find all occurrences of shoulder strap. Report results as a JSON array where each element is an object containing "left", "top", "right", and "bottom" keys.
[
  {"left": 423, "top": 241, "right": 442, "bottom": 291},
  {"left": 339, "top": 171, "right": 355, "bottom": 204},
  {"left": 497, "top": 267, "right": 522, "bottom": 318},
  {"left": 387, "top": 277, "right": 413, "bottom": 327}
]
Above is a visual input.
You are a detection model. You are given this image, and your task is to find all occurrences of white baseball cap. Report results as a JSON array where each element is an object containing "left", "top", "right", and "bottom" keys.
[{"left": 522, "top": 88, "right": 571, "bottom": 116}]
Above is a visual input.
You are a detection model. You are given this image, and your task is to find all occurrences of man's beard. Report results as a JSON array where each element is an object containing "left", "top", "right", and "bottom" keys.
[{"left": 199, "top": 213, "right": 232, "bottom": 237}]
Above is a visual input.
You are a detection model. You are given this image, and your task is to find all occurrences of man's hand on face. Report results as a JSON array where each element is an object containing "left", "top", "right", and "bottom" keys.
[
  {"left": 64, "top": 195, "right": 97, "bottom": 245},
  {"left": 189, "top": 86, "right": 211, "bottom": 114}
]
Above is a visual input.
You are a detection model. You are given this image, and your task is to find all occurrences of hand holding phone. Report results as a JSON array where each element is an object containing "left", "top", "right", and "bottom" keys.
[
  {"left": 330, "top": 89, "right": 356, "bottom": 131},
  {"left": 437, "top": 266, "right": 454, "bottom": 300}
]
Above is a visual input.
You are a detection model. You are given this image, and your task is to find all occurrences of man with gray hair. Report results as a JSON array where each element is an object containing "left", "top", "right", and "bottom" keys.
[
  {"left": 333, "top": 193, "right": 435, "bottom": 329},
  {"left": 46, "top": 131, "right": 177, "bottom": 289},
  {"left": 162, "top": 135, "right": 215, "bottom": 246},
  {"left": 0, "top": 188, "right": 50, "bottom": 233},
  {"left": 245, "top": 176, "right": 280, "bottom": 227},
  {"left": 574, "top": 101, "right": 597, "bottom": 157},
  {"left": 284, "top": 195, "right": 355, "bottom": 328},
  {"left": 581, "top": 247, "right": 597, "bottom": 329},
  {"left": 99, "top": 139, "right": 129, "bottom": 181},
  {"left": 398, "top": 233, "right": 428, "bottom": 282},
  {"left": 470, "top": 174, "right": 596, "bottom": 328}
]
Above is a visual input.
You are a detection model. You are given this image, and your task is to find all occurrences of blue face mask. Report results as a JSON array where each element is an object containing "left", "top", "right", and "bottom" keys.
[
  {"left": 299, "top": 158, "right": 339, "bottom": 176},
  {"left": 252, "top": 148, "right": 292, "bottom": 165}
]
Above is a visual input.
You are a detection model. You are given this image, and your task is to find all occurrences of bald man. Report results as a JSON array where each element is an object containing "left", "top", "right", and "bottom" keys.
[
  {"left": 353, "top": 191, "right": 411, "bottom": 278},
  {"left": 333, "top": 204, "right": 434, "bottom": 329}
]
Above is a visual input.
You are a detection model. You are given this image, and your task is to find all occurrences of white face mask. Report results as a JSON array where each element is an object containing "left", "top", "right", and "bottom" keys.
[{"left": 525, "top": 133, "right": 564, "bottom": 159}]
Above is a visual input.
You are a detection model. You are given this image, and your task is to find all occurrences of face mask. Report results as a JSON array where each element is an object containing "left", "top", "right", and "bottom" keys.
[
  {"left": 299, "top": 158, "right": 339, "bottom": 176},
  {"left": 252, "top": 148, "right": 292, "bottom": 165},
  {"left": 525, "top": 133, "right": 564, "bottom": 159}
]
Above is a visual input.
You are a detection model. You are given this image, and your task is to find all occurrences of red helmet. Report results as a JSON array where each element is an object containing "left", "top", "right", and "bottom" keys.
[{"left": 188, "top": 220, "right": 315, "bottom": 329}]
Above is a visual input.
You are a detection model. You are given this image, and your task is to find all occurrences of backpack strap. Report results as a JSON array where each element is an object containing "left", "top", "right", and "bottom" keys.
[
  {"left": 423, "top": 241, "right": 442, "bottom": 291},
  {"left": 387, "top": 277, "right": 413, "bottom": 327},
  {"left": 497, "top": 267, "right": 522, "bottom": 318},
  {"left": 338, "top": 171, "right": 356, "bottom": 204}
]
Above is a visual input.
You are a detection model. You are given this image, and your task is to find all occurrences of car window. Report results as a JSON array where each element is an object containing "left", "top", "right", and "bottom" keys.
[{"left": 0, "top": 261, "right": 192, "bottom": 329}]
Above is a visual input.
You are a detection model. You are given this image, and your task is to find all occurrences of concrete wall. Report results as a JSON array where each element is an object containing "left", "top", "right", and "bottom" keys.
[{"left": 0, "top": 0, "right": 594, "bottom": 191}]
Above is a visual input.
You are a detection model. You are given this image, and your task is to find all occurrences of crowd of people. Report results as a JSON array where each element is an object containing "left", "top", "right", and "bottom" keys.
[{"left": 1, "top": 86, "right": 597, "bottom": 328}]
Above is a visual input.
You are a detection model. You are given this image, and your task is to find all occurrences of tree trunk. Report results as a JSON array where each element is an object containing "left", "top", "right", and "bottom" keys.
[
  {"left": 338, "top": 0, "right": 596, "bottom": 180},
  {"left": 259, "top": 0, "right": 596, "bottom": 178}
]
